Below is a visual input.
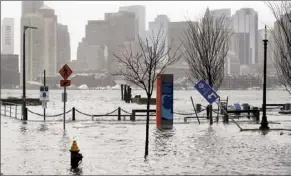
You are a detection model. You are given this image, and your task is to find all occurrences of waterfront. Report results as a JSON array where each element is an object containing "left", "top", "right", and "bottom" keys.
[{"left": 1, "top": 89, "right": 291, "bottom": 175}]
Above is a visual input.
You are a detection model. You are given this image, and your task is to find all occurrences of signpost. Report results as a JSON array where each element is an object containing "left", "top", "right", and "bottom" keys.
[
  {"left": 59, "top": 64, "right": 72, "bottom": 130},
  {"left": 40, "top": 70, "right": 49, "bottom": 121},
  {"left": 194, "top": 79, "right": 242, "bottom": 130}
]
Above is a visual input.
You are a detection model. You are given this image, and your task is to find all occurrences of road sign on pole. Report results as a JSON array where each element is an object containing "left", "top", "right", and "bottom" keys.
[
  {"left": 59, "top": 64, "right": 72, "bottom": 80},
  {"left": 194, "top": 80, "right": 219, "bottom": 104},
  {"left": 60, "top": 80, "right": 71, "bottom": 87},
  {"left": 59, "top": 64, "right": 73, "bottom": 131},
  {"left": 39, "top": 86, "right": 49, "bottom": 101}
]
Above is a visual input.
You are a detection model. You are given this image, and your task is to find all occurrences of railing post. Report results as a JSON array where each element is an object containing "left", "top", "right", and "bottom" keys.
[
  {"left": 72, "top": 107, "right": 75, "bottom": 121},
  {"left": 247, "top": 105, "right": 250, "bottom": 119},
  {"left": 130, "top": 110, "right": 135, "bottom": 121},
  {"left": 24, "top": 107, "right": 28, "bottom": 121},
  {"left": 15, "top": 105, "right": 17, "bottom": 118},
  {"left": 10, "top": 105, "right": 12, "bottom": 117},
  {"left": 118, "top": 107, "right": 121, "bottom": 121},
  {"left": 4, "top": 105, "right": 6, "bottom": 116}
]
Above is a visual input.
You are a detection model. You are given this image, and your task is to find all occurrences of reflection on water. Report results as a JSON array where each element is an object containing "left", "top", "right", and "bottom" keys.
[
  {"left": 70, "top": 167, "right": 83, "bottom": 175},
  {"left": 38, "top": 123, "right": 48, "bottom": 132},
  {"left": 20, "top": 122, "right": 27, "bottom": 134}
]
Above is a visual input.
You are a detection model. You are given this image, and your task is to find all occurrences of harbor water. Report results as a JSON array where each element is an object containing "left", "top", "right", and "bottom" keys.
[{"left": 1, "top": 89, "right": 291, "bottom": 175}]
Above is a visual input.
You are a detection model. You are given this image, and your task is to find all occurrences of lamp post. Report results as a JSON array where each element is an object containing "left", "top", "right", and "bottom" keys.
[
  {"left": 259, "top": 25, "right": 270, "bottom": 130},
  {"left": 22, "top": 25, "right": 38, "bottom": 120}
]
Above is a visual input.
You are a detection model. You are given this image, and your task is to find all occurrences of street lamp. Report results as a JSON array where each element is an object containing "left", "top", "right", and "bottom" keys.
[
  {"left": 22, "top": 25, "right": 38, "bottom": 120},
  {"left": 259, "top": 25, "right": 270, "bottom": 130}
]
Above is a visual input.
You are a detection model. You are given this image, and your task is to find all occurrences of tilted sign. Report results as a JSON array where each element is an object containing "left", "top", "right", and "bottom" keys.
[
  {"left": 194, "top": 80, "right": 219, "bottom": 104},
  {"left": 39, "top": 86, "right": 49, "bottom": 101}
]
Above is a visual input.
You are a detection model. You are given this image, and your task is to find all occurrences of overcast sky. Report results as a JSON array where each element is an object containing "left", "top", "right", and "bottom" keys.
[{"left": 1, "top": 1, "right": 275, "bottom": 60}]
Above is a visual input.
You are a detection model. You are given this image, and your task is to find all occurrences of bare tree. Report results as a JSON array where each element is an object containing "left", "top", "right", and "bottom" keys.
[
  {"left": 182, "top": 8, "right": 233, "bottom": 125},
  {"left": 113, "top": 26, "right": 181, "bottom": 158},
  {"left": 265, "top": 1, "right": 291, "bottom": 94}
]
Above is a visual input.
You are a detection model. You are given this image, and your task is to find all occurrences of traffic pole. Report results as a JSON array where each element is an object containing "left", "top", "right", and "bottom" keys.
[
  {"left": 43, "top": 70, "right": 46, "bottom": 121},
  {"left": 64, "top": 84, "right": 66, "bottom": 130}
]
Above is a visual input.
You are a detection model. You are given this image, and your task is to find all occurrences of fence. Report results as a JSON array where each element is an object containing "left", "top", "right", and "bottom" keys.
[
  {"left": 0, "top": 102, "right": 22, "bottom": 119},
  {"left": 1, "top": 102, "right": 203, "bottom": 122}
]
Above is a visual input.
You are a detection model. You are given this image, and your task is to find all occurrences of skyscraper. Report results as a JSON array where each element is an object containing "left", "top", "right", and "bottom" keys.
[
  {"left": 38, "top": 5, "right": 58, "bottom": 77},
  {"left": 1, "top": 18, "right": 14, "bottom": 54},
  {"left": 20, "top": 1, "right": 44, "bottom": 85},
  {"left": 22, "top": 1, "right": 44, "bottom": 16},
  {"left": 148, "top": 14, "right": 170, "bottom": 42},
  {"left": 57, "top": 23, "right": 71, "bottom": 70},
  {"left": 119, "top": 5, "right": 146, "bottom": 39},
  {"left": 20, "top": 13, "right": 44, "bottom": 83},
  {"left": 232, "top": 8, "right": 258, "bottom": 65}
]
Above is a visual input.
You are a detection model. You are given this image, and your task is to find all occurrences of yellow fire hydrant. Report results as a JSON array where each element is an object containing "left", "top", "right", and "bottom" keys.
[{"left": 70, "top": 140, "right": 83, "bottom": 169}]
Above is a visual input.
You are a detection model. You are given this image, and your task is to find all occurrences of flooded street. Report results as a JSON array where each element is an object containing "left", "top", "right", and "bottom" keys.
[{"left": 1, "top": 90, "right": 291, "bottom": 175}]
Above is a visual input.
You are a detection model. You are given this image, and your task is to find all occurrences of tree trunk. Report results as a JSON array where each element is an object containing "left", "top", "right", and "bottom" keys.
[{"left": 144, "top": 93, "right": 151, "bottom": 158}]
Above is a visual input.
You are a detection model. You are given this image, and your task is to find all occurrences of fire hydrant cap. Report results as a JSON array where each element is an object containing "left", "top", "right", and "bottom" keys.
[{"left": 70, "top": 140, "right": 80, "bottom": 152}]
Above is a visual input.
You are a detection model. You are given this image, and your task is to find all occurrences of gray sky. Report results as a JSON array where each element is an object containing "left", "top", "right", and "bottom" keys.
[{"left": 1, "top": 1, "right": 275, "bottom": 60}]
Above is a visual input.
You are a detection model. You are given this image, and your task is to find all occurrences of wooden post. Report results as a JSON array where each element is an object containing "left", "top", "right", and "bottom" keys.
[
  {"left": 130, "top": 110, "right": 135, "bottom": 121},
  {"left": 9, "top": 105, "right": 11, "bottom": 117},
  {"left": 206, "top": 105, "right": 210, "bottom": 119},
  {"left": 15, "top": 105, "right": 17, "bottom": 118},
  {"left": 4, "top": 105, "right": 6, "bottom": 116},
  {"left": 247, "top": 105, "right": 251, "bottom": 119},
  {"left": 72, "top": 107, "right": 75, "bottom": 121},
  {"left": 118, "top": 107, "right": 121, "bottom": 121},
  {"left": 223, "top": 111, "right": 229, "bottom": 124},
  {"left": 121, "top": 84, "right": 124, "bottom": 101},
  {"left": 196, "top": 104, "right": 201, "bottom": 113},
  {"left": 124, "top": 85, "right": 127, "bottom": 103},
  {"left": 128, "top": 87, "right": 131, "bottom": 103},
  {"left": 253, "top": 107, "right": 260, "bottom": 122},
  {"left": 209, "top": 104, "right": 213, "bottom": 125}
]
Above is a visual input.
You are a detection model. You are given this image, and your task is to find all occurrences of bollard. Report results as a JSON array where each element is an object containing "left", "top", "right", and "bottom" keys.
[
  {"left": 118, "top": 107, "right": 121, "bottom": 121},
  {"left": 72, "top": 107, "right": 75, "bottom": 121},
  {"left": 196, "top": 104, "right": 202, "bottom": 113},
  {"left": 70, "top": 140, "right": 83, "bottom": 169}
]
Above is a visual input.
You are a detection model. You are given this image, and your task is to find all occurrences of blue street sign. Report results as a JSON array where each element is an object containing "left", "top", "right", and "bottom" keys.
[{"left": 194, "top": 80, "right": 219, "bottom": 104}]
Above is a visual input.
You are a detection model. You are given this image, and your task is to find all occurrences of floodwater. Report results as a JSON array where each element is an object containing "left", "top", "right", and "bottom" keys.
[{"left": 1, "top": 89, "right": 291, "bottom": 175}]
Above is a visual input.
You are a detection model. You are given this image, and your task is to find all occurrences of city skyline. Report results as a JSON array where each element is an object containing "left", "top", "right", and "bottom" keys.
[{"left": 1, "top": 1, "right": 276, "bottom": 60}]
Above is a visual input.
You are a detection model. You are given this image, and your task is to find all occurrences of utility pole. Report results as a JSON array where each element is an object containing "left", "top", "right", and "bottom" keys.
[
  {"left": 260, "top": 25, "right": 270, "bottom": 130},
  {"left": 22, "top": 25, "right": 38, "bottom": 120}
]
